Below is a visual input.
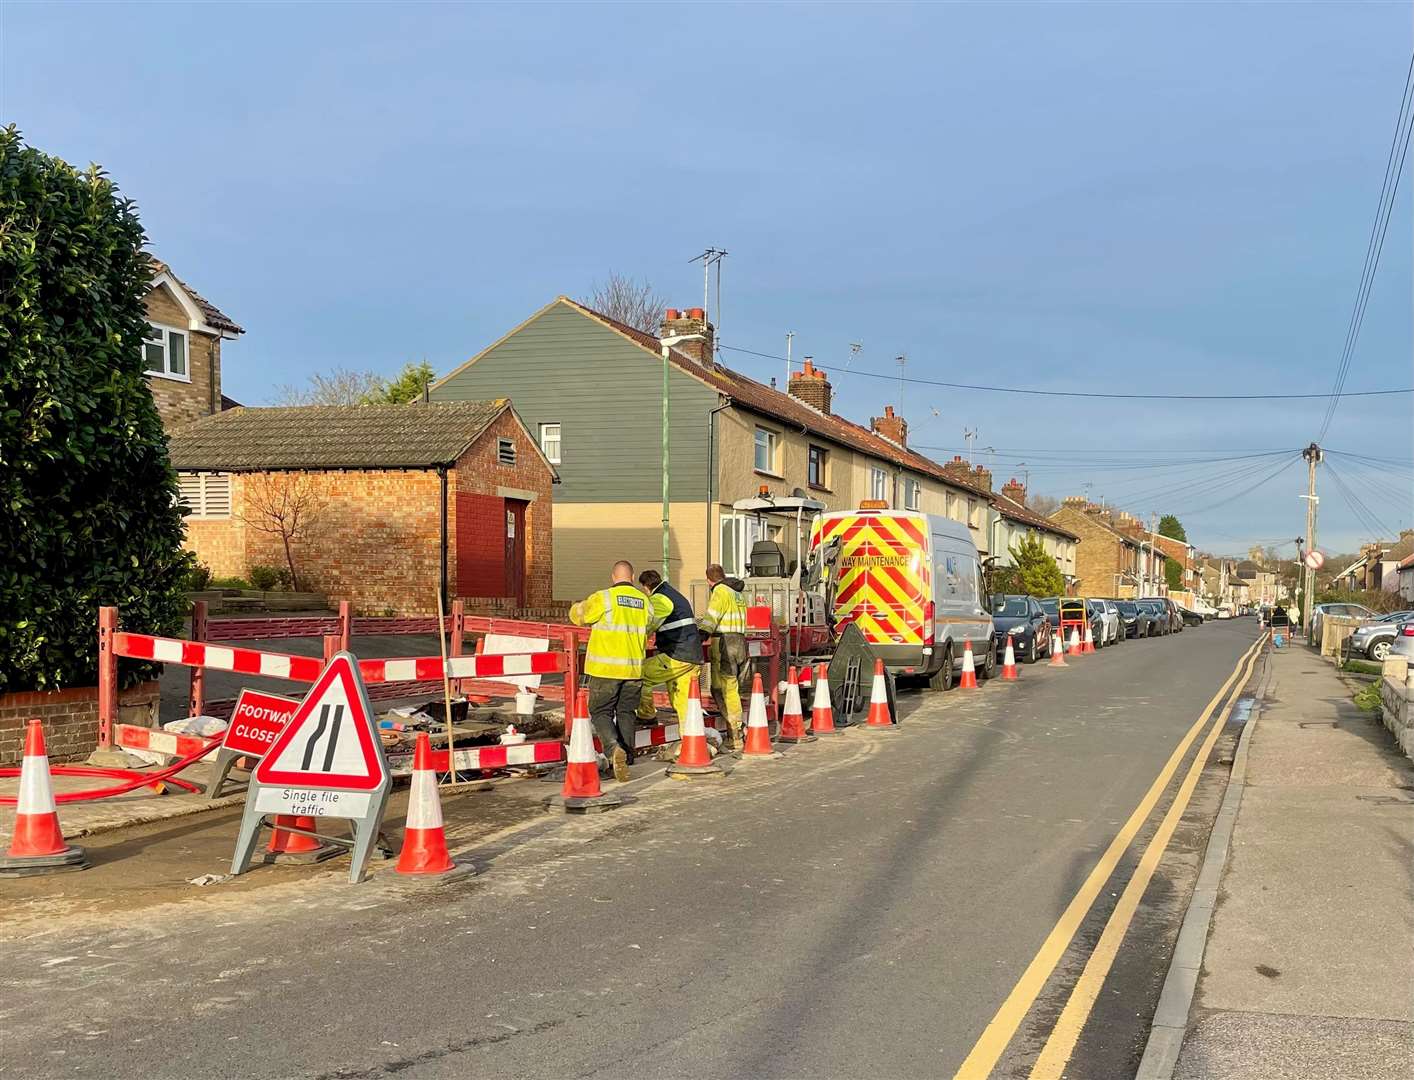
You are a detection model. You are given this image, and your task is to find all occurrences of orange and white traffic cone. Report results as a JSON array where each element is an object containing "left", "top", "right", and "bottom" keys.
[
  {"left": 262, "top": 814, "right": 340, "bottom": 864},
  {"left": 395, "top": 732, "right": 472, "bottom": 879},
  {"left": 958, "top": 640, "right": 978, "bottom": 689},
  {"left": 1082, "top": 624, "right": 1096, "bottom": 654},
  {"left": 777, "top": 666, "right": 815, "bottom": 744},
  {"left": 1001, "top": 634, "right": 1020, "bottom": 680},
  {"left": 809, "top": 663, "right": 841, "bottom": 735},
  {"left": 667, "top": 678, "right": 726, "bottom": 778},
  {"left": 865, "top": 659, "right": 895, "bottom": 728},
  {"left": 1069, "top": 627, "right": 1082, "bottom": 656},
  {"left": 739, "top": 673, "right": 782, "bottom": 760},
  {"left": 546, "top": 688, "right": 622, "bottom": 812},
  {"left": 0, "top": 720, "right": 88, "bottom": 876},
  {"left": 1049, "top": 628, "right": 1069, "bottom": 667}
]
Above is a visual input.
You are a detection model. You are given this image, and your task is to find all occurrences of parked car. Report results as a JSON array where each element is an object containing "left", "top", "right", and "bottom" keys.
[
  {"left": 1040, "top": 597, "right": 1101, "bottom": 648},
  {"left": 1087, "top": 598, "right": 1121, "bottom": 645},
  {"left": 1388, "top": 619, "right": 1414, "bottom": 662},
  {"left": 1178, "top": 607, "right": 1203, "bottom": 627},
  {"left": 1116, "top": 599, "right": 1157, "bottom": 638},
  {"left": 990, "top": 594, "right": 1052, "bottom": 663},
  {"left": 1166, "top": 598, "right": 1184, "bottom": 632},
  {"left": 1309, "top": 602, "right": 1377, "bottom": 646},
  {"left": 1066, "top": 597, "right": 1106, "bottom": 647},
  {"left": 1346, "top": 611, "right": 1414, "bottom": 662},
  {"left": 1138, "top": 598, "right": 1171, "bottom": 635}
]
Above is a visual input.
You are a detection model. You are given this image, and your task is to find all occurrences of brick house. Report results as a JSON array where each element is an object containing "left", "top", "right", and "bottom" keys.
[
  {"left": 142, "top": 259, "right": 243, "bottom": 433},
  {"left": 168, "top": 401, "right": 556, "bottom": 615},
  {"left": 1049, "top": 498, "right": 1168, "bottom": 597},
  {"left": 989, "top": 478, "right": 1081, "bottom": 589}
]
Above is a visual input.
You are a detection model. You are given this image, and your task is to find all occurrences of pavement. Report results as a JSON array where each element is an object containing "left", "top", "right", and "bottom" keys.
[
  {"left": 0, "top": 622, "right": 1260, "bottom": 1079},
  {"left": 1170, "top": 642, "right": 1414, "bottom": 1079}
]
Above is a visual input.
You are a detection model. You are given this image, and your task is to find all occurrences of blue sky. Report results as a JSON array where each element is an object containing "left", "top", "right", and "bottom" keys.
[{"left": 5, "top": 1, "right": 1411, "bottom": 555}]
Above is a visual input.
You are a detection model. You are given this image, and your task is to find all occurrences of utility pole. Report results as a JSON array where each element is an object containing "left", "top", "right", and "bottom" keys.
[{"left": 1301, "top": 443, "right": 1322, "bottom": 629}]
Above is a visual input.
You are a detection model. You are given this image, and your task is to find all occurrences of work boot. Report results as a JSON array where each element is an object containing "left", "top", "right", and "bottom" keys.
[{"left": 612, "top": 746, "right": 630, "bottom": 784}]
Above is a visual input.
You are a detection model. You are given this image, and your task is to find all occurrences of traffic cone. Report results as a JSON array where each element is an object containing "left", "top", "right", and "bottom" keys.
[
  {"left": 1001, "top": 634, "right": 1020, "bottom": 680},
  {"left": 1069, "top": 627, "right": 1082, "bottom": 655},
  {"left": 865, "top": 659, "right": 895, "bottom": 728},
  {"left": 262, "top": 814, "right": 342, "bottom": 865},
  {"left": 958, "top": 640, "right": 978, "bottom": 689},
  {"left": 809, "top": 663, "right": 842, "bottom": 735},
  {"left": 1049, "top": 628, "right": 1069, "bottom": 667},
  {"left": 1082, "top": 624, "right": 1096, "bottom": 654},
  {"left": 395, "top": 732, "right": 472, "bottom": 879},
  {"left": 547, "top": 689, "right": 622, "bottom": 812},
  {"left": 777, "top": 666, "right": 815, "bottom": 744},
  {"left": 666, "top": 678, "right": 726, "bottom": 778},
  {"left": 0, "top": 720, "right": 88, "bottom": 876},
  {"left": 740, "top": 673, "right": 782, "bottom": 760}
]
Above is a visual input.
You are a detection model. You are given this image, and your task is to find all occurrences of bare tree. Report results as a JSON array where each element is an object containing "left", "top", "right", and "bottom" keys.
[
  {"left": 273, "top": 367, "right": 385, "bottom": 406},
  {"left": 584, "top": 272, "right": 670, "bottom": 333},
  {"left": 238, "top": 474, "right": 327, "bottom": 592},
  {"left": 1027, "top": 494, "right": 1060, "bottom": 517}
]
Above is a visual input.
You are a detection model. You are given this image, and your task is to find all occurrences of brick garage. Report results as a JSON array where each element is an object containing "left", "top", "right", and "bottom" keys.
[
  {"left": 169, "top": 401, "right": 556, "bottom": 616},
  {"left": 0, "top": 682, "right": 159, "bottom": 767}
]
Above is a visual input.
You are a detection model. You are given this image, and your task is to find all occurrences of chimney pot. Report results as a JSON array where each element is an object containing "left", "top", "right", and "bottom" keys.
[
  {"left": 870, "top": 404, "right": 908, "bottom": 447},
  {"left": 665, "top": 308, "right": 680, "bottom": 321},
  {"left": 687, "top": 307, "right": 705, "bottom": 320},
  {"left": 788, "top": 357, "right": 832, "bottom": 413}
]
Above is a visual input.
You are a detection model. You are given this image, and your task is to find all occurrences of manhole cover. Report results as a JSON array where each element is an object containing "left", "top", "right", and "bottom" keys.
[
  {"left": 1357, "top": 794, "right": 1414, "bottom": 806},
  {"left": 1297, "top": 721, "right": 1339, "bottom": 729}
]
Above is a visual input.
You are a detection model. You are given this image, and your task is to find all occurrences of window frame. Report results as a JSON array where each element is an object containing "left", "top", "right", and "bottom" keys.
[
  {"left": 538, "top": 422, "right": 562, "bottom": 465},
  {"left": 807, "top": 444, "right": 830, "bottom": 490},
  {"left": 753, "top": 425, "right": 780, "bottom": 476},
  {"left": 869, "top": 466, "right": 888, "bottom": 502},
  {"left": 904, "top": 476, "right": 921, "bottom": 511},
  {"left": 143, "top": 321, "right": 191, "bottom": 382}
]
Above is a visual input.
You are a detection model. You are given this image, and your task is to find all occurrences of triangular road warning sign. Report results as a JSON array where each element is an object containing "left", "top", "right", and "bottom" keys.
[{"left": 254, "top": 654, "right": 387, "bottom": 791}]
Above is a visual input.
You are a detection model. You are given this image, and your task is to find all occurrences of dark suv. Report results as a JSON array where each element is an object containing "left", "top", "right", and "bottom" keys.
[
  {"left": 1138, "top": 599, "right": 1171, "bottom": 635},
  {"left": 1116, "top": 599, "right": 1156, "bottom": 638}
]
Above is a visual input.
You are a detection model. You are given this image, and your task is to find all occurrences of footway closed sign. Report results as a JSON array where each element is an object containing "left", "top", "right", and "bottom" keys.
[{"left": 222, "top": 689, "right": 298, "bottom": 758}]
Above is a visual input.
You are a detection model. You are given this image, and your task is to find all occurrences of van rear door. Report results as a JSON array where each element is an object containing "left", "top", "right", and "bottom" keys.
[{"left": 814, "top": 513, "right": 928, "bottom": 646}]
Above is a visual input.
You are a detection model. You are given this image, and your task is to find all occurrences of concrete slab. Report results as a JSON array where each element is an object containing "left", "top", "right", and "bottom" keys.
[{"left": 1174, "top": 1011, "right": 1414, "bottom": 1080}]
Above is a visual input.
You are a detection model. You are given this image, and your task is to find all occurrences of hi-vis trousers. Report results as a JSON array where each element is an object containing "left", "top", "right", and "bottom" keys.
[{"left": 636, "top": 654, "right": 700, "bottom": 726}]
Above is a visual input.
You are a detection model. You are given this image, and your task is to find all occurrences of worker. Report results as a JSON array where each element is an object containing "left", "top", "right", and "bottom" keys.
[
  {"left": 698, "top": 563, "right": 750, "bottom": 750},
  {"left": 569, "top": 560, "right": 656, "bottom": 783},
  {"left": 635, "top": 568, "right": 703, "bottom": 729}
]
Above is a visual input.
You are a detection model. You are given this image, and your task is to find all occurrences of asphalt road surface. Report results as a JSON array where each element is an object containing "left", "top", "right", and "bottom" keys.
[{"left": 1, "top": 620, "right": 1263, "bottom": 1079}]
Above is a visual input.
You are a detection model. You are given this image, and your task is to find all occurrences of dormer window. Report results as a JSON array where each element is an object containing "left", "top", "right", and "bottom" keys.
[{"left": 143, "top": 322, "right": 189, "bottom": 381}]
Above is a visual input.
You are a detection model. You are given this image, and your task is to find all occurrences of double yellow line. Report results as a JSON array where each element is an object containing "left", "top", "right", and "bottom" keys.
[{"left": 954, "top": 632, "right": 1268, "bottom": 1079}]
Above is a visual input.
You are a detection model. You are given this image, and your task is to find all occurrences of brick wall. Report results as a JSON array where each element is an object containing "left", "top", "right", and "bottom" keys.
[
  {"left": 143, "top": 284, "right": 223, "bottom": 434},
  {"left": 0, "top": 681, "right": 160, "bottom": 766},
  {"left": 451, "top": 408, "right": 555, "bottom": 607},
  {"left": 1050, "top": 505, "right": 1137, "bottom": 595}
]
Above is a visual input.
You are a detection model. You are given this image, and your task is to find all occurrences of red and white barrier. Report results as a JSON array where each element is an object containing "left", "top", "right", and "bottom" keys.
[
  {"left": 388, "top": 740, "right": 565, "bottom": 777},
  {"left": 116, "top": 633, "right": 326, "bottom": 682},
  {"left": 115, "top": 723, "right": 219, "bottom": 761}
]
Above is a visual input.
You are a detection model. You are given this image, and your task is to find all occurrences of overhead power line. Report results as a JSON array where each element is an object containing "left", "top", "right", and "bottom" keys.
[
  {"left": 718, "top": 344, "right": 1414, "bottom": 401},
  {"left": 1317, "top": 52, "right": 1414, "bottom": 441}
]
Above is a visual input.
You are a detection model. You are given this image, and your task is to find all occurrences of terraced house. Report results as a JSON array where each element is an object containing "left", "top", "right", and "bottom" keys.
[{"left": 432, "top": 299, "right": 994, "bottom": 600}]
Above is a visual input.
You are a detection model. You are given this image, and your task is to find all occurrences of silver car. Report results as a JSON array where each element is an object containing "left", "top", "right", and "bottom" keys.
[
  {"left": 1347, "top": 611, "right": 1414, "bottom": 662},
  {"left": 1388, "top": 619, "right": 1414, "bottom": 662}
]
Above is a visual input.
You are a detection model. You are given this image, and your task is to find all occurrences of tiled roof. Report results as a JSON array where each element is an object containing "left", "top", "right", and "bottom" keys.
[
  {"left": 170, "top": 401, "right": 514, "bottom": 472},
  {"left": 1050, "top": 504, "right": 1142, "bottom": 548},
  {"left": 559, "top": 298, "right": 994, "bottom": 500},
  {"left": 149, "top": 257, "right": 244, "bottom": 335},
  {"left": 993, "top": 491, "right": 1080, "bottom": 541},
  {"left": 1386, "top": 532, "right": 1414, "bottom": 562}
]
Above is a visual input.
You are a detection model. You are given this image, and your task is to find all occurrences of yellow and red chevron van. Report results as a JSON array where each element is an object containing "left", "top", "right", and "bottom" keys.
[{"left": 810, "top": 507, "right": 994, "bottom": 690}]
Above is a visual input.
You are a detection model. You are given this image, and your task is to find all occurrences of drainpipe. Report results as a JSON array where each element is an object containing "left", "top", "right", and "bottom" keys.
[
  {"left": 438, "top": 465, "right": 449, "bottom": 611},
  {"left": 706, "top": 397, "right": 732, "bottom": 565}
]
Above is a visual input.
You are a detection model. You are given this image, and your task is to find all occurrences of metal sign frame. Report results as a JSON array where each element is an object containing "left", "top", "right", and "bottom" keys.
[{"left": 231, "top": 653, "right": 391, "bottom": 884}]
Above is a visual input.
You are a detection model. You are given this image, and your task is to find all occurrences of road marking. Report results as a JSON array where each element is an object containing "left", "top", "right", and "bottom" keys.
[
  {"left": 952, "top": 632, "right": 1267, "bottom": 1079},
  {"left": 1027, "top": 635, "right": 1265, "bottom": 1079}
]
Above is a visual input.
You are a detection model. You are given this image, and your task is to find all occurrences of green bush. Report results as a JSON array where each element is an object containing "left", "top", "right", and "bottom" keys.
[
  {"left": 210, "top": 576, "right": 251, "bottom": 590},
  {"left": 0, "top": 128, "right": 191, "bottom": 692},
  {"left": 248, "top": 564, "right": 292, "bottom": 591},
  {"left": 183, "top": 562, "right": 213, "bottom": 592}
]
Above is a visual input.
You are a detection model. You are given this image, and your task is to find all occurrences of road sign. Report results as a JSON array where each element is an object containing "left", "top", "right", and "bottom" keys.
[
  {"left": 231, "top": 653, "right": 392, "bottom": 883},
  {"left": 1304, "top": 549, "right": 1326, "bottom": 571},
  {"left": 207, "top": 689, "right": 299, "bottom": 801}
]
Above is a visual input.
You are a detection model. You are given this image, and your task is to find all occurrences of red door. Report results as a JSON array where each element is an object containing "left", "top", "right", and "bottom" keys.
[{"left": 504, "top": 500, "right": 527, "bottom": 606}]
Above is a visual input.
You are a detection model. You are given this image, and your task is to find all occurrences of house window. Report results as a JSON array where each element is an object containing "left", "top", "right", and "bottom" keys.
[
  {"left": 945, "top": 491, "right": 959, "bottom": 520},
  {"left": 967, "top": 498, "right": 982, "bottom": 528},
  {"left": 539, "top": 423, "right": 561, "bottom": 464},
  {"left": 754, "top": 426, "right": 778, "bottom": 474},
  {"left": 870, "top": 467, "right": 887, "bottom": 502},
  {"left": 808, "top": 445, "right": 829, "bottom": 489},
  {"left": 904, "top": 477, "right": 921, "bottom": 510},
  {"left": 497, "top": 438, "right": 516, "bottom": 466},
  {"left": 143, "top": 322, "right": 188, "bottom": 381},
  {"left": 177, "top": 472, "right": 231, "bottom": 519}
]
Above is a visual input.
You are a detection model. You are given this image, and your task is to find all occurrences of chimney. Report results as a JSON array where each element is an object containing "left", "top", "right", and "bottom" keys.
[
  {"left": 1001, "top": 478, "right": 1026, "bottom": 505},
  {"left": 972, "top": 463, "right": 992, "bottom": 492},
  {"left": 1062, "top": 495, "right": 1088, "bottom": 509},
  {"left": 659, "top": 306, "right": 714, "bottom": 365},
  {"left": 787, "top": 358, "right": 832, "bottom": 413},
  {"left": 942, "top": 455, "right": 973, "bottom": 485},
  {"left": 870, "top": 404, "right": 908, "bottom": 447}
]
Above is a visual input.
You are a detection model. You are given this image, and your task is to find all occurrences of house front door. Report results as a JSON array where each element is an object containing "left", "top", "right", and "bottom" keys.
[{"left": 505, "top": 499, "right": 527, "bottom": 607}]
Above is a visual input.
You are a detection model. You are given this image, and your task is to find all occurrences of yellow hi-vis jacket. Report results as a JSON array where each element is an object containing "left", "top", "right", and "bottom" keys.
[
  {"left": 570, "top": 583, "right": 659, "bottom": 680},
  {"left": 698, "top": 581, "right": 748, "bottom": 636}
]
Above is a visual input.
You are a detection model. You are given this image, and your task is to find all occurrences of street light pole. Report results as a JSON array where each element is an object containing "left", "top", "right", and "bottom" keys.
[{"left": 1300, "top": 443, "right": 1322, "bottom": 630}]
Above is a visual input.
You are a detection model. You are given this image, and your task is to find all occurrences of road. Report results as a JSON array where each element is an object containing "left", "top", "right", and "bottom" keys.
[{"left": 0, "top": 621, "right": 1263, "bottom": 1079}]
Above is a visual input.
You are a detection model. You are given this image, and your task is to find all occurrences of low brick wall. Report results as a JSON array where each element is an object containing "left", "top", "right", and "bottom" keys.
[
  {"left": 1378, "top": 673, "right": 1414, "bottom": 763},
  {"left": 464, "top": 597, "right": 573, "bottom": 622},
  {"left": 0, "top": 681, "right": 161, "bottom": 766}
]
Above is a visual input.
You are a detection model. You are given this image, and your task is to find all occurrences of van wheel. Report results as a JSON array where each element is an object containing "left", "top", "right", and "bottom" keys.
[
  {"left": 978, "top": 643, "right": 997, "bottom": 680},
  {"left": 929, "top": 648, "right": 954, "bottom": 691}
]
